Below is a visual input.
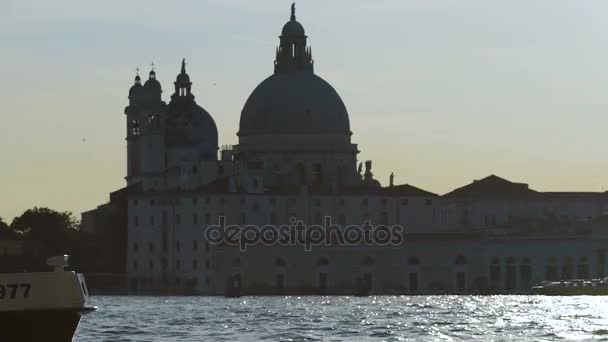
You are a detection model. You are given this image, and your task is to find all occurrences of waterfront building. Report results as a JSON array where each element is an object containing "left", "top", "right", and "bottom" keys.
[{"left": 83, "top": 5, "right": 608, "bottom": 295}]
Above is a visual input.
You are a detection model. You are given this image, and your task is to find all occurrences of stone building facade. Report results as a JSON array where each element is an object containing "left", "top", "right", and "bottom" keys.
[{"left": 84, "top": 5, "right": 608, "bottom": 295}]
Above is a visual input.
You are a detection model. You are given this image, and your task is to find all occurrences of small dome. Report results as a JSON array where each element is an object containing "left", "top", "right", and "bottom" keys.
[
  {"left": 128, "top": 83, "right": 143, "bottom": 99},
  {"left": 176, "top": 72, "right": 190, "bottom": 84},
  {"left": 239, "top": 72, "right": 350, "bottom": 136},
  {"left": 167, "top": 103, "right": 218, "bottom": 158},
  {"left": 282, "top": 20, "right": 305, "bottom": 36},
  {"left": 144, "top": 78, "right": 161, "bottom": 91}
]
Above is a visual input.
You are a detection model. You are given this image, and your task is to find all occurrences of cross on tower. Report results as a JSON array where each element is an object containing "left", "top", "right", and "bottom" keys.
[{"left": 150, "top": 62, "right": 155, "bottom": 71}]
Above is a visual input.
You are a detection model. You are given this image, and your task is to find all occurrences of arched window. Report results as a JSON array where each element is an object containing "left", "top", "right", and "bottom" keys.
[
  {"left": 577, "top": 256, "right": 589, "bottom": 279},
  {"left": 318, "top": 257, "right": 329, "bottom": 267},
  {"left": 275, "top": 258, "right": 287, "bottom": 267},
  {"left": 379, "top": 211, "right": 389, "bottom": 225},
  {"left": 312, "top": 164, "right": 323, "bottom": 184},
  {"left": 520, "top": 257, "right": 532, "bottom": 286},
  {"left": 338, "top": 213, "right": 346, "bottom": 226},
  {"left": 562, "top": 256, "right": 574, "bottom": 280},
  {"left": 130, "top": 120, "right": 140, "bottom": 137},
  {"left": 546, "top": 257, "right": 558, "bottom": 281},
  {"left": 490, "top": 257, "right": 501, "bottom": 283},
  {"left": 408, "top": 256, "right": 421, "bottom": 265},
  {"left": 455, "top": 255, "right": 468, "bottom": 265},
  {"left": 362, "top": 255, "right": 374, "bottom": 266},
  {"left": 296, "top": 163, "right": 306, "bottom": 185},
  {"left": 505, "top": 257, "right": 517, "bottom": 290},
  {"left": 314, "top": 212, "right": 322, "bottom": 224},
  {"left": 276, "top": 273, "right": 285, "bottom": 289}
]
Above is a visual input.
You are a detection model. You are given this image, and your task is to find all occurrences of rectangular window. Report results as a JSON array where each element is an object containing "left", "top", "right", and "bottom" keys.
[
  {"left": 270, "top": 212, "right": 277, "bottom": 225},
  {"left": 176, "top": 240, "right": 181, "bottom": 253},
  {"left": 193, "top": 240, "right": 198, "bottom": 251},
  {"left": 133, "top": 260, "right": 138, "bottom": 270},
  {"left": 149, "top": 260, "right": 154, "bottom": 270},
  {"left": 134, "top": 216, "right": 139, "bottom": 226},
  {"left": 205, "top": 259, "right": 210, "bottom": 270},
  {"left": 133, "top": 242, "right": 139, "bottom": 253},
  {"left": 193, "top": 259, "right": 198, "bottom": 270},
  {"left": 193, "top": 213, "right": 198, "bottom": 225},
  {"left": 162, "top": 211, "right": 168, "bottom": 225},
  {"left": 176, "top": 259, "right": 181, "bottom": 270},
  {"left": 175, "top": 214, "right": 181, "bottom": 224},
  {"left": 240, "top": 212, "right": 246, "bottom": 224},
  {"left": 149, "top": 241, "right": 154, "bottom": 253}
]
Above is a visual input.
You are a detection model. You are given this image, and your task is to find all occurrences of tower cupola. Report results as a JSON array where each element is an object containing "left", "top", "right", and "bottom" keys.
[
  {"left": 143, "top": 65, "right": 162, "bottom": 102},
  {"left": 274, "top": 3, "right": 313, "bottom": 74},
  {"left": 172, "top": 58, "right": 193, "bottom": 100}
]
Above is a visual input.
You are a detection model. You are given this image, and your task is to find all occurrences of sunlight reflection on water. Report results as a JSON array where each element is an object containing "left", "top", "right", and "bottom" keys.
[{"left": 75, "top": 295, "right": 608, "bottom": 341}]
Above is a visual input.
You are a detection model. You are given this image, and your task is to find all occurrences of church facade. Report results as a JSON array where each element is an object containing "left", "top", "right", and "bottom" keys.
[{"left": 84, "top": 6, "right": 608, "bottom": 295}]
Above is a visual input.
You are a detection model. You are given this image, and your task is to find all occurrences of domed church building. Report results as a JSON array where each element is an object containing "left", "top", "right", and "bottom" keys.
[
  {"left": 236, "top": 4, "right": 360, "bottom": 190},
  {"left": 82, "top": 5, "right": 608, "bottom": 296}
]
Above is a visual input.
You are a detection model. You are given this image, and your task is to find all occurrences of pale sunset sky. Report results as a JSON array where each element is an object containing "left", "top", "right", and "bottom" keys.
[{"left": 1, "top": 0, "right": 608, "bottom": 221}]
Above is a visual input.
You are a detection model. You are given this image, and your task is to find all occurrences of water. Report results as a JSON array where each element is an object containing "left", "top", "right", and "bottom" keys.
[{"left": 75, "top": 296, "right": 608, "bottom": 341}]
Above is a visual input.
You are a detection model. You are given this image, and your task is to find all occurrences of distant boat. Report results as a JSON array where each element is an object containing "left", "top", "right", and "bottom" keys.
[
  {"left": 532, "top": 278, "right": 608, "bottom": 295},
  {"left": 0, "top": 255, "right": 96, "bottom": 341}
]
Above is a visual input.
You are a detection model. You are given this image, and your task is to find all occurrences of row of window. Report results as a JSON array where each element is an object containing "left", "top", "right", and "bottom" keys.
[
  {"left": 133, "top": 240, "right": 210, "bottom": 253},
  {"left": 132, "top": 211, "right": 393, "bottom": 226},
  {"left": 133, "top": 197, "right": 432, "bottom": 208},
  {"left": 132, "top": 258, "right": 210, "bottom": 271},
  {"left": 490, "top": 256, "right": 591, "bottom": 285}
]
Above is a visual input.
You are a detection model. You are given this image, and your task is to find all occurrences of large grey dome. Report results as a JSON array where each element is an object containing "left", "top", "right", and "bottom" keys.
[{"left": 239, "top": 72, "right": 350, "bottom": 136}]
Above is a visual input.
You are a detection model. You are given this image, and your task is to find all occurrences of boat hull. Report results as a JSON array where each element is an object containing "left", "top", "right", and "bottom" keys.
[{"left": 0, "top": 307, "right": 94, "bottom": 342}]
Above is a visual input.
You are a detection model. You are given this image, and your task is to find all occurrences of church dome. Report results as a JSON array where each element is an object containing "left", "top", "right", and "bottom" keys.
[
  {"left": 129, "top": 80, "right": 143, "bottom": 99},
  {"left": 166, "top": 104, "right": 218, "bottom": 152},
  {"left": 238, "top": 4, "right": 350, "bottom": 137},
  {"left": 282, "top": 20, "right": 305, "bottom": 36},
  {"left": 144, "top": 71, "right": 160, "bottom": 89},
  {"left": 239, "top": 72, "right": 350, "bottom": 136},
  {"left": 167, "top": 59, "right": 218, "bottom": 159}
]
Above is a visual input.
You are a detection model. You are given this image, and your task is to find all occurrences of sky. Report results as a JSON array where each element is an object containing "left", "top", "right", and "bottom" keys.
[{"left": 1, "top": 0, "right": 608, "bottom": 221}]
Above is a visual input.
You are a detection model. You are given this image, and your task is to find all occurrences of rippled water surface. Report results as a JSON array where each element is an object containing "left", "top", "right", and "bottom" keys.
[{"left": 75, "top": 296, "right": 608, "bottom": 341}]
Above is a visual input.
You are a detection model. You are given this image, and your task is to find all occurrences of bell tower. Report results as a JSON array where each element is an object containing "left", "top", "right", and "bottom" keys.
[{"left": 124, "top": 66, "right": 168, "bottom": 187}]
